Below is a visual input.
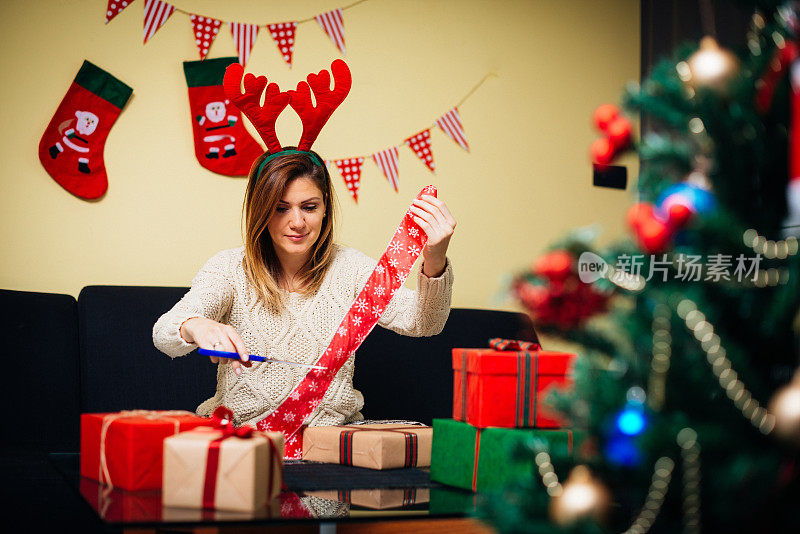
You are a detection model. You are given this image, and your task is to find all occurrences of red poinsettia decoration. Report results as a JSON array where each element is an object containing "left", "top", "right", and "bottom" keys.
[{"left": 513, "top": 249, "right": 610, "bottom": 330}]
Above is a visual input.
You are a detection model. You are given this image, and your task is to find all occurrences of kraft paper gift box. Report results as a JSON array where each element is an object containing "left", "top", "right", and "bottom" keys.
[
  {"left": 452, "top": 339, "right": 576, "bottom": 429},
  {"left": 430, "top": 418, "right": 576, "bottom": 492},
  {"left": 306, "top": 488, "right": 430, "bottom": 510},
  {"left": 302, "top": 423, "right": 432, "bottom": 470},
  {"left": 80, "top": 411, "right": 209, "bottom": 491},
  {"left": 162, "top": 426, "right": 284, "bottom": 512}
]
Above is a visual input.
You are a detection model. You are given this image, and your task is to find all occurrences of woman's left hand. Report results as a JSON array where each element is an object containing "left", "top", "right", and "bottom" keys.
[{"left": 409, "top": 194, "right": 456, "bottom": 278}]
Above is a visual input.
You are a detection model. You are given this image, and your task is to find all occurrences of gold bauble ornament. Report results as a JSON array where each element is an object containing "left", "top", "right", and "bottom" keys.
[
  {"left": 549, "top": 465, "right": 612, "bottom": 526},
  {"left": 768, "top": 372, "right": 800, "bottom": 446},
  {"left": 681, "top": 36, "right": 741, "bottom": 93}
]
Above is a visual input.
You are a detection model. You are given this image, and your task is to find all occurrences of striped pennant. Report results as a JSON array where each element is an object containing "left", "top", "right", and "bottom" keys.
[
  {"left": 315, "top": 8, "right": 346, "bottom": 55},
  {"left": 189, "top": 15, "right": 221, "bottom": 60},
  {"left": 404, "top": 129, "right": 435, "bottom": 173},
  {"left": 267, "top": 22, "right": 298, "bottom": 66},
  {"left": 335, "top": 157, "right": 364, "bottom": 202},
  {"left": 105, "top": 0, "right": 136, "bottom": 24},
  {"left": 371, "top": 147, "right": 399, "bottom": 192},
  {"left": 230, "top": 22, "right": 260, "bottom": 67},
  {"left": 436, "top": 107, "right": 470, "bottom": 151},
  {"left": 142, "top": 0, "right": 174, "bottom": 44}
]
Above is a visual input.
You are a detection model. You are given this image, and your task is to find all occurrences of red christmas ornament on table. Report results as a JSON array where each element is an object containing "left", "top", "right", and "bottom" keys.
[
  {"left": 593, "top": 104, "right": 619, "bottom": 131},
  {"left": 589, "top": 104, "right": 633, "bottom": 165},
  {"left": 606, "top": 116, "right": 632, "bottom": 148},
  {"left": 590, "top": 138, "right": 616, "bottom": 166}
]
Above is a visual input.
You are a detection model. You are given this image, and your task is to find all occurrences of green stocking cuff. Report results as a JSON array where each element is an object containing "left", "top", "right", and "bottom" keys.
[{"left": 75, "top": 60, "right": 132, "bottom": 110}]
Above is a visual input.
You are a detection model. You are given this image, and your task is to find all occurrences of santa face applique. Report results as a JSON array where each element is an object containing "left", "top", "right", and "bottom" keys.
[
  {"left": 196, "top": 99, "right": 238, "bottom": 159},
  {"left": 48, "top": 110, "right": 100, "bottom": 174}
]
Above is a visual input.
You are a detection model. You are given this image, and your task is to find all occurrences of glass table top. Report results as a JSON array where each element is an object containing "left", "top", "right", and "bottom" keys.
[{"left": 48, "top": 453, "right": 477, "bottom": 526}]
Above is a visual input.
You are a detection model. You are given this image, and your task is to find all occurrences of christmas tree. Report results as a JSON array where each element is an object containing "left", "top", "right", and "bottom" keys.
[{"left": 484, "top": 1, "right": 800, "bottom": 532}]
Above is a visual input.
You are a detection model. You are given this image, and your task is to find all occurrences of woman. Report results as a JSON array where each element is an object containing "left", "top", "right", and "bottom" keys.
[{"left": 152, "top": 148, "right": 456, "bottom": 430}]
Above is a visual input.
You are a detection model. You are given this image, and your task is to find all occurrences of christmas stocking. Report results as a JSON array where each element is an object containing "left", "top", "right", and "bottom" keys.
[
  {"left": 183, "top": 57, "right": 264, "bottom": 176},
  {"left": 39, "top": 61, "right": 132, "bottom": 199}
]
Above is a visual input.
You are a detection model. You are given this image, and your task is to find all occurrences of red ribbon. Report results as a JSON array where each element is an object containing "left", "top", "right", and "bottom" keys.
[
  {"left": 257, "top": 186, "right": 437, "bottom": 459},
  {"left": 472, "top": 428, "right": 482, "bottom": 492},
  {"left": 202, "top": 406, "right": 278, "bottom": 509},
  {"left": 489, "top": 338, "right": 542, "bottom": 351}
]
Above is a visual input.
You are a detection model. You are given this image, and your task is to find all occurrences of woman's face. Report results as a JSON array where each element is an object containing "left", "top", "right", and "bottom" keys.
[{"left": 266, "top": 176, "right": 326, "bottom": 262}]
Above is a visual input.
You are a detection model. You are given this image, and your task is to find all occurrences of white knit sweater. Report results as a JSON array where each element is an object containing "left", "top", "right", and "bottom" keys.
[{"left": 152, "top": 244, "right": 453, "bottom": 428}]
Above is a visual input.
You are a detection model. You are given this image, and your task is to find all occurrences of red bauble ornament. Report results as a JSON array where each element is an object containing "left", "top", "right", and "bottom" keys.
[
  {"left": 666, "top": 202, "right": 693, "bottom": 227},
  {"left": 627, "top": 203, "right": 673, "bottom": 254},
  {"left": 590, "top": 137, "right": 615, "bottom": 165},
  {"left": 533, "top": 250, "right": 573, "bottom": 281},
  {"left": 593, "top": 104, "right": 619, "bottom": 132},
  {"left": 606, "top": 116, "right": 632, "bottom": 149}
]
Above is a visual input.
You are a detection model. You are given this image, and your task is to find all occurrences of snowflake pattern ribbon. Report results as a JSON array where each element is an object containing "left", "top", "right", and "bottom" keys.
[{"left": 257, "top": 185, "right": 438, "bottom": 458}]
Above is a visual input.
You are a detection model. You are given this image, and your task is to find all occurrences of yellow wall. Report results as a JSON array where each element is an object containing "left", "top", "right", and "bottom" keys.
[{"left": 0, "top": 0, "right": 639, "bottom": 310}]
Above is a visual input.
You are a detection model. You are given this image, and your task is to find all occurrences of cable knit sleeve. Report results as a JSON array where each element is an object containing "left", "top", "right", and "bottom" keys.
[
  {"left": 152, "top": 249, "right": 238, "bottom": 358},
  {"left": 351, "top": 248, "right": 454, "bottom": 337}
]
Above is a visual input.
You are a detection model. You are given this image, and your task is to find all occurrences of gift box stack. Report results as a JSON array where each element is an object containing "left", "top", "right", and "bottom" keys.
[
  {"left": 430, "top": 338, "right": 578, "bottom": 492},
  {"left": 80, "top": 407, "right": 284, "bottom": 513}
]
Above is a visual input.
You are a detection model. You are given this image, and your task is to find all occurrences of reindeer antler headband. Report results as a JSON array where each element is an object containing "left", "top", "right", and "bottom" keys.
[{"left": 222, "top": 59, "right": 352, "bottom": 175}]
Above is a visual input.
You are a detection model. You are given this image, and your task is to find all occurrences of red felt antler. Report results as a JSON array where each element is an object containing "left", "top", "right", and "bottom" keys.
[
  {"left": 289, "top": 59, "right": 352, "bottom": 151},
  {"left": 223, "top": 63, "right": 290, "bottom": 154}
]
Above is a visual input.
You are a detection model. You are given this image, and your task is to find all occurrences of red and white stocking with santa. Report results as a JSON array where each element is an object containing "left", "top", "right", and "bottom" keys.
[
  {"left": 183, "top": 57, "right": 264, "bottom": 176},
  {"left": 38, "top": 61, "right": 132, "bottom": 199}
]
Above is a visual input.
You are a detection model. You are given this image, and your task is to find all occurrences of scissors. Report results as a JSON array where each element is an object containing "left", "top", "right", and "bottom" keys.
[{"left": 198, "top": 348, "right": 327, "bottom": 370}]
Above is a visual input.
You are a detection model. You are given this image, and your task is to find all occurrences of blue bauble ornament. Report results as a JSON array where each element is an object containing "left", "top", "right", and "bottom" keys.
[{"left": 657, "top": 182, "right": 716, "bottom": 216}]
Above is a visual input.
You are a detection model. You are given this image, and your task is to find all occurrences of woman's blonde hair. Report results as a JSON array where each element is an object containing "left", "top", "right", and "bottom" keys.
[{"left": 242, "top": 148, "right": 338, "bottom": 309}]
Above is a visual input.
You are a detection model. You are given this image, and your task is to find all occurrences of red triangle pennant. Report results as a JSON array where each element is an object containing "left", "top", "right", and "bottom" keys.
[
  {"left": 105, "top": 0, "right": 136, "bottom": 24},
  {"left": 189, "top": 15, "right": 221, "bottom": 60},
  {"left": 143, "top": 0, "right": 175, "bottom": 44},
  {"left": 436, "top": 107, "right": 470, "bottom": 151},
  {"left": 267, "top": 22, "right": 298, "bottom": 66},
  {"left": 371, "top": 147, "right": 400, "bottom": 192},
  {"left": 315, "top": 8, "right": 345, "bottom": 55},
  {"left": 230, "top": 23, "right": 260, "bottom": 67},
  {"left": 404, "top": 129, "right": 435, "bottom": 173},
  {"left": 335, "top": 157, "right": 364, "bottom": 202}
]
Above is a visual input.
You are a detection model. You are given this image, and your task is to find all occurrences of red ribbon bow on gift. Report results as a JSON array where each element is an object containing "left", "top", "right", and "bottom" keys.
[
  {"left": 202, "top": 406, "right": 264, "bottom": 509},
  {"left": 489, "top": 338, "right": 542, "bottom": 351},
  {"left": 209, "top": 406, "right": 255, "bottom": 438}
]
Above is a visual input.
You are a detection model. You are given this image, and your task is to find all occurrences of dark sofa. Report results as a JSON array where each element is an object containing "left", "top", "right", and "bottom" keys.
[{"left": 1, "top": 285, "right": 537, "bottom": 454}]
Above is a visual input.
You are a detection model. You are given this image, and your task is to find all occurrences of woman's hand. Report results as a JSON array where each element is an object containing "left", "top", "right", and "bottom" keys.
[
  {"left": 180, "top": 317, "right": 252, "bottom": 376},
  {"left": 409, "top": 194, "right": 456, "bottom": 278}
]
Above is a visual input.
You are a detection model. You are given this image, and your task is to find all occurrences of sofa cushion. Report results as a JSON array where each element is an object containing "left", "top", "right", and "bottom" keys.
[
  {"left": 78, "top": 286, "right": 217, "bottom": 413},
  {"left": 0, "top": 289, "right": 81, "bottom": 452}
]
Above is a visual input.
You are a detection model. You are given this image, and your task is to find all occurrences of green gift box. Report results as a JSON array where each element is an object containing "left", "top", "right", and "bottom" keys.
[
  {"left": 430, "top": 418, "right": 575, "bottom": 492},
  {"left": 429, "top": 486, "right": 480, "bottom": 515}
]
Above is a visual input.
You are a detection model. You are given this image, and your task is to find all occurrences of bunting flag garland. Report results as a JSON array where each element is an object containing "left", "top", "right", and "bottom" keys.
[
  {"left": 405, "top": 130, "right": 436, "bottom": 173},
  {"left": 372, "top": 147, "right": 400, "bottom": 192},
  {"left": 107, "top": 2, "right": 362, "bottom": 62},
  {"left": 315, "top": 8, "right": 346, "bottom": 55},
  {"left": 267, "top": 22, "right": 298, "bottom": 66},
  {"left": 190, "top": 15, "right": 221, "bottom": 60},
  {"left": 142, "top": 0, "right": 175, "bottom": 44},
  {"left": 436, "top": 107, "right": 469, "bottom": 152},
  {"left": 230, "top": 22, "right": 260, "bottom": 67},
  {"left": 335, "top": 157, "right": 365, "bottom": 201},
  {"left": 105, "top": 0, "right": 135, "bottom": 24}
]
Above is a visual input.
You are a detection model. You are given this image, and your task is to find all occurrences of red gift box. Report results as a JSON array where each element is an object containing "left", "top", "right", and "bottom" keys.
[
  {"left": 80, "top": 410, "right": 209, "bottom": 491},
  {"left": 452, "top": 338, "right": 576, "bottom": 428}
]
